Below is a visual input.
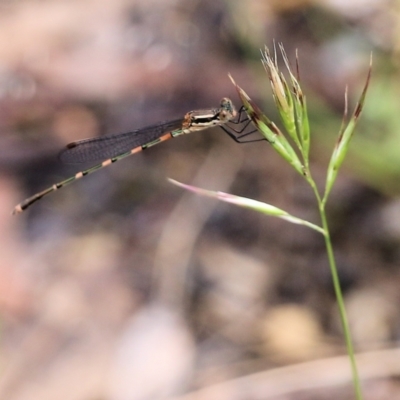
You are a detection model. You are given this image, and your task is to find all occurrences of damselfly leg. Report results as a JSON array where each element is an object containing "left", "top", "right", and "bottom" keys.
[{"left": 221, "top": 106, "right": 264, "bottom": 143}]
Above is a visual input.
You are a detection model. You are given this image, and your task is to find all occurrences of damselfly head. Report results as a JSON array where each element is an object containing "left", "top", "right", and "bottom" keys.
[{"left": 219, "top": 97, "right": 237, "bottom": 122}]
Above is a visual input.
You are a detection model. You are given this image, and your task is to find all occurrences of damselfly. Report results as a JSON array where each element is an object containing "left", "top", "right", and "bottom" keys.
[{"left": 13, "top": 97, "right": 257, "bottom": 214}]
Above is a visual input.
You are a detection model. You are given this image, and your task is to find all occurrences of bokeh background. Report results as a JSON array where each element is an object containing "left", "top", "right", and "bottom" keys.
[{"left": 2, "top": 0, "right": 400, "bottom": 399}]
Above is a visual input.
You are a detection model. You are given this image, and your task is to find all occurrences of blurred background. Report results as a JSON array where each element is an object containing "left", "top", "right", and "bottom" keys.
[{"left": 1, "top": 0, "right": 400, "bottom": 399}]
